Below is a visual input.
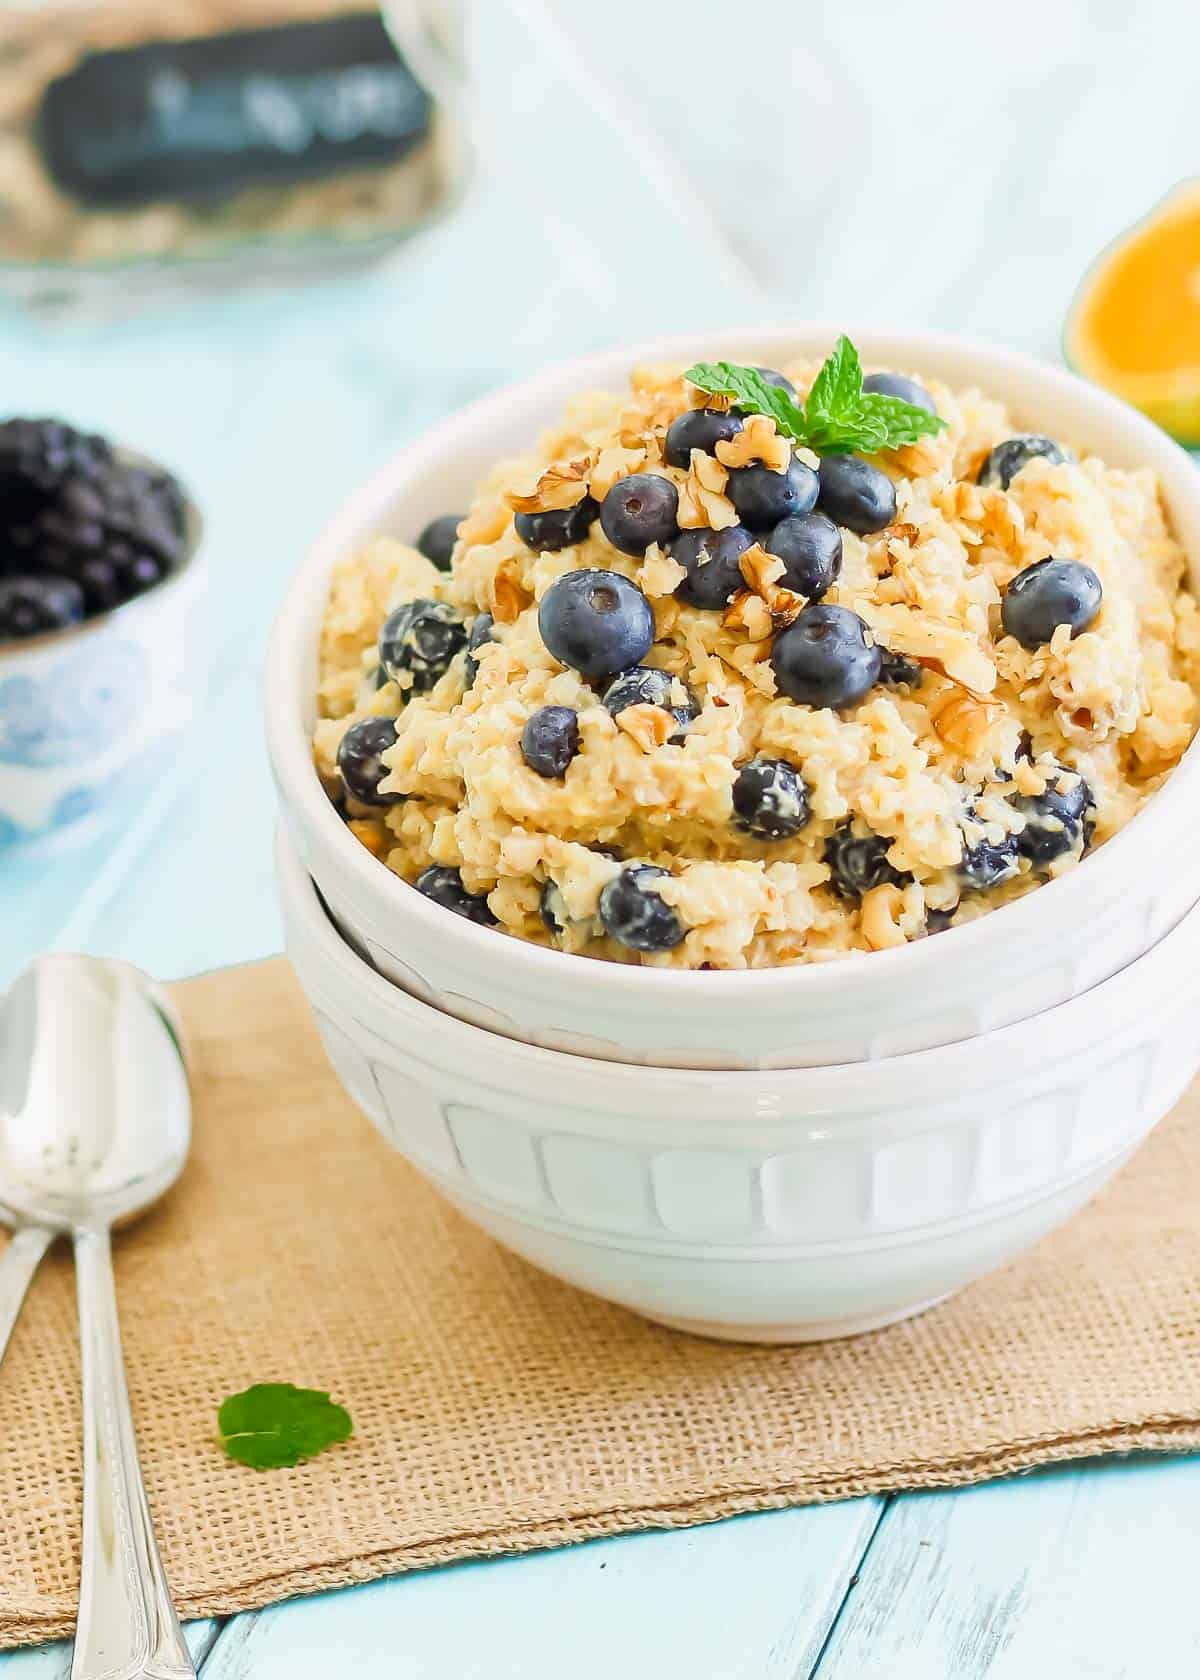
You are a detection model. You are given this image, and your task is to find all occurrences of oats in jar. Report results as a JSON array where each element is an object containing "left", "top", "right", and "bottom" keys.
[{"left": 313, "top": 338, "right": 1200, "bottom": 970}]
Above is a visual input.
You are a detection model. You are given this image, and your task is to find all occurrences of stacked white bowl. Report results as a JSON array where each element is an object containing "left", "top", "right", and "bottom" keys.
[{"left": 267, "top": 327, "right": 1200, "bottom": 1342}]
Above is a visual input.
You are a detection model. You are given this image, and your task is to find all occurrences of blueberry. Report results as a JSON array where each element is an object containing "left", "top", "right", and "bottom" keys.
[
  {"left": 1013, "top": 770, "right": 1095, "bottom": 868},
  {"left": 764, "top": 512, "right": 842, "bottom": 600},
  {"left": 538, "top": 568, "right": 655, "bottom": 680},
  {"left": 732, "top": 757, "right": 811, "bottom": 839},
  {"left": 415, "top": 865, "right": 497, "bottom": 926},
  {"left": 599, "top": 864, "right": 685, "bottom": 952},
  {"left": 771, "top": 604, "right": 882, "bottom": 709},
  {"left": 977, "top": 435, "right": 1067, "bottom": 490},
  {"left": 754, "top": 365, "right": 796, "bottom": 398},
  {"left": 337, "top": 717, "right": 401, "bottom": 806},
  {"left": 539, "top": 879, "right": 569, "bottom": 937},
  {"left": 877, "top": 648, "right": 923, "bottom": 688},
  {"left": 0, "top": 574, "right": 84, "bottom": 639},
  {"left": 816, "top": 454, "right": 897, "bottom": 534},
  {"left": 665, "top": 407, "right": 744, "bottom": 469},
  {"left": 603, "top": 665, "right": 697, "bottom": 736},
  {"left": 823, "top": 824, "right": 907, "bottom": 900},
  {"left": 600, "top": 473, "right": 679, "bottom": 555},
  {"left": 670, "top": 524, "right": 754, "bottom": 609},
  {"left": 1001, "top": 558, "right": 1102, "bottom": 649},
  {"left": 416, "top": 514, "right": 462, "bottom": 571},
  {"left": 958, "top": 827, "right": 1020, "bottom": 891},
  {"left": 521, "top": 705, "right": 580, "bottom": 778},
  {"left": 727, "top": 455, "right": 819, "bottom": 530},
  {"left": 862, "top": 371, "right": 937, "bottom": 413},
  {"left": 464, "top": 612, "right": 496, "bottom": 686},
  {"left": 379, "top": 598, "right": 468, "bottom": 693},
  {"left": 514, "top": 496, "right": 599, "bottom": 552}
]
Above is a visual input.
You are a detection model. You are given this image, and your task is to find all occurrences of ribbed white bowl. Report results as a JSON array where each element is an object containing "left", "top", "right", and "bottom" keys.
[
  {"left": 266, "top": 325, "right": 1200, "bottom": 1069},
  {"left": 278, "top": 828, "right": 1200, "bottom": 1343}
]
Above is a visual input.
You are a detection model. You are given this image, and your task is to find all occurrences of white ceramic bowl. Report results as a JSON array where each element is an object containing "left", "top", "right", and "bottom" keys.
[
  {"left": 279, "top": 826, "right": 1200, "bottom": 1343},
  {"left": 0, "top": 464, "right": 202, "bottom": 853},
  {"left": 266, "top": 325, "right": 1200, "bottom": 1069}
]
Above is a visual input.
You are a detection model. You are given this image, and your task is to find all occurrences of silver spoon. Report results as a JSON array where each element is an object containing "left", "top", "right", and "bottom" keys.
[{"left": 0, "top": 953, "right": 195, "bottom": 1680}]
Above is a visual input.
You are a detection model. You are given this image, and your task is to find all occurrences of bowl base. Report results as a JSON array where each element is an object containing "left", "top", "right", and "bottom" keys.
[{"left": 644, "top": 1292, "right": 954, "bottom": 1345}]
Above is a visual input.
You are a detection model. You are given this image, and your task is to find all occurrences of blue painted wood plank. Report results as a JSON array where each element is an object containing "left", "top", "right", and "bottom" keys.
[
  {"left": 199, "top": 1503, "right": 883, "bottom": 1680},
  {"left": 813, "top": 1457, "right": 1200, "bottom": 1678},
  {"left": 0, "top": 1621, "right": 221, "bottom": 1679}
]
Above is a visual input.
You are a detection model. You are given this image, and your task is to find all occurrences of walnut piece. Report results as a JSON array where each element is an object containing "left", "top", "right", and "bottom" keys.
[
  {"left": 860, "top": 883, "right": 907, "bottom": 951},
  {"left": 715, "top": 413, "right": 791, "bottom": 472},
  {"left": 505, "top": 458, "right": 591, "bottom": 514},
  {"left": 929, "top": 685, "right": 1004, "bottom": 755},
  {"left": 616, "top": 704, "right": 675, "bottom": 751}
]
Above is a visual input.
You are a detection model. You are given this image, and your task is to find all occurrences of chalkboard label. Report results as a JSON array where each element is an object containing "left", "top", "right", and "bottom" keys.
[{"left": 37, "top": 12, "right": 433, "bottom": 208}]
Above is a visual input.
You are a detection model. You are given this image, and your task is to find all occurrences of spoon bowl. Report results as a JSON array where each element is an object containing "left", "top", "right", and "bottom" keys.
[{"left": 0, "top": 952, "right": 195, "bottom": 1680}]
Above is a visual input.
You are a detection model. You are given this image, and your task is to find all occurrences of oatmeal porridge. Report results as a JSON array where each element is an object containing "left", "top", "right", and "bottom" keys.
[{"left": 312, "top": 341, "right": 1200, "bottom": 969}]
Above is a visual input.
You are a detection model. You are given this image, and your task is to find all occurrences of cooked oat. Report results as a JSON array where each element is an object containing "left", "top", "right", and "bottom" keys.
[{"left": 313, "top": 356, "right": 1200, "bottom": 969}]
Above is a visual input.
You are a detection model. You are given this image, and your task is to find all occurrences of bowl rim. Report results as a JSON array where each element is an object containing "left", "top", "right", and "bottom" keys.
[
  {"left": 266, "top": 320, "right": 1200, "bottom": 1002},
  {"left": 279, "top": 823, "right": 1200, "bottom": 1105},
  {"left": 0, "top": 444, "right": 203, "bottom": 664}
]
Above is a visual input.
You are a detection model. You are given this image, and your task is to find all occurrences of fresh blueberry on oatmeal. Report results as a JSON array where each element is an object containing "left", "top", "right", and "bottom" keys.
[
  {"left": 521, "top": 705, "right": 581, "bottom": 779},
  {"left": 732, "top": 757, "right": 811, "bottom": 839},
  {"left": 599, "top": 472, "right": 679, "bottom": 555},
  {"left": 764, "top": 511, "right": 842, "bottom": 600},
  {"left": 1013, "top": 770, "right": 1096, "bottom": 867},
  {"left": 816, "top": 454, "right": 897, "bottom": 534},
  {"left": 337, "top": 716, "right": 401, "bottom": 806},
  {"left": 664, "top": 407, "right": 744, "bottom": 469},
  {"left": 538, "top": 569, "right": 654, "bottom": 680},
  {"left": 671, "top": 525, "right": 755, "bottom": 609},
  {"left": 515, "top": 497, "right": 598, "bottom": 553},
  {"left": 727, "top": 455, "right": 819, "bottom": 530},
  {"left": 602, "top": 666, "right": 697, "bottom": 736},
  {"left": 313, "top": 336, "right": 1200, "bottom": 970},
  {"left": 415, "top": 865, "right": 497, "bottom": 925},
  {"left": 417, "top": 514, "right": 462, "bottom": 571},
  {"left": 464, "top": 612, "right": 496, "bottom": 686},
  {"left": 378, "top": 598, "right": 468, "bottom": 693},
  {"left": 862, "top": 371, "right": 937, "bottom": 413},
  {"left": 977, "top": 434, "right": 1068, "bottom": 490},
  {"left": 1001, "top": 557, "right": 1103, "bottom": 649},
  {"left": 599, "top": 865, "right": 685, "bottom": 952},
  {"left": 824, "top": 824, "right": 908, "bottom": 901},
  {"left": 771, "top": 604, "right": 882, "bottom": 708}
]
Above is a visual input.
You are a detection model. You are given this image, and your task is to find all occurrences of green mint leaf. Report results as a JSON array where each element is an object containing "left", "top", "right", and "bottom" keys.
[
  {"left": 685, "top": 337, "right": 946, "bottom": 456},
  {"left": 682, "top": 361, "right": 807, "bottom": 441},
  {"left": 802, "top": 333, "right": 862, "bottom": 429},
  {"left": 218, "top": 1383, "right": 352, "bottom": 1471}
]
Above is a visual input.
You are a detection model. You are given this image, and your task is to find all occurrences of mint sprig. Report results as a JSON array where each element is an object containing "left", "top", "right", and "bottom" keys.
[
  {"left": 684, "top": 336, "right": 946, "bottom": 456},
  {"left": 218, "top": 1382, "right": 352, "bottom": 1470}
]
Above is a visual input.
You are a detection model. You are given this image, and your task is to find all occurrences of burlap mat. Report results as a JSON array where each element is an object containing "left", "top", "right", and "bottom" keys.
[{"left": 3, "top": 958, "right": 1200, "bottom": 1646}]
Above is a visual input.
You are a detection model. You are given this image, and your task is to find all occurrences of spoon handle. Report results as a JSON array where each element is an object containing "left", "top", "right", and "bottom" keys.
[
  {"left": 0, "top": 1227, "right": 53, "bottom": 1365},
  {"left": 72, "top": 1225, "right": 195, "bottom": 1680}
]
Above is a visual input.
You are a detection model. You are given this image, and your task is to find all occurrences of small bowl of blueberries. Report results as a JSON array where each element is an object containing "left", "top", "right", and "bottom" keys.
[{"left": 0, "top": 417, "right": 201, "bottom": 852}]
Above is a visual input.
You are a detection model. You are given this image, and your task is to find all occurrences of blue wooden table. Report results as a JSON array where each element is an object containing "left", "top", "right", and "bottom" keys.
[{"left": 4, "top": 2, "right": 1200, "bottom": 1671}]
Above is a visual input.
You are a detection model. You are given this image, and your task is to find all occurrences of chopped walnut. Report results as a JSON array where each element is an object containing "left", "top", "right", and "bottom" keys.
[
  {"left": 591, "top": 445, "right": 648, "bottom": 499},
  {"left": 677, "top": 449, "right": 738, "bottom": 530},
  {"left": 641, "top": 542, "right": 688, "bottom": 599},
  {"left": 861, "top": 884, "right": 907, "bottom": 951},
  {"left": 929, "top": 685, "right": 1004, "bottom": 756},
  {"left": 616, "top": 703, "right": 675, "bottom": 751},
  {"left": 505, "top": 458, "right": 591, "bottom": 515},
  {"left": 735, "top": 542, "right": 807, "bottom": 627},
  {"left": 347, "top": 819, "right": 388, "bottom": 860},
  {"left": 490, "top": 559, "right": 529, "bottom": 624},
  {"left": 715, "top": 413, "right": 791, "bottom": 472},
  {"left": 722, "top": 592, "right": 774, "bottom": 641}
]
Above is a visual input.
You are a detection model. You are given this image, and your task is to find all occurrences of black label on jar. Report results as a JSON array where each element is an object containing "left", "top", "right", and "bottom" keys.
[{"left": 37, "top": 12, "right": 433, "bottom": 208}]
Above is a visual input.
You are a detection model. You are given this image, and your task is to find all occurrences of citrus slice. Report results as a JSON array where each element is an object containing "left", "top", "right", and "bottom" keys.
[{"left": 1066, "top": 181, "right": 1200, "bottom": 443}]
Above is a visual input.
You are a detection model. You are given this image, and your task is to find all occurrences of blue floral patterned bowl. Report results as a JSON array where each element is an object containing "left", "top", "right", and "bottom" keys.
[{"left": 0, "top": 473, "right": 202, "bottom": 852}]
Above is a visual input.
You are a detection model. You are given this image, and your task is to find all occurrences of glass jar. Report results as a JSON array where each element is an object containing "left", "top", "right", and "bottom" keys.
[{"left": 0, "top": 0, "right": 470, "bottom": 307}]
